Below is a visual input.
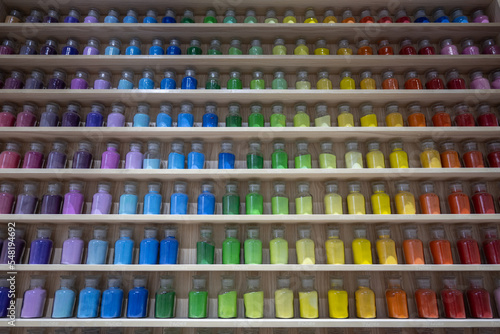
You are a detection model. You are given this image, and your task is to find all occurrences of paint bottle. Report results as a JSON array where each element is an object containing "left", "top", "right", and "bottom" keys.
[
  {"left": 85, "top": 103, "right": 104, "bottom": 127},
  {"left": 127, "top": 277, "right": 149, "bottom": 318},
  {"left": 402, "top": 226, "right": 425, "bottom": 264},
  {"left": 418, "top": 39, "right": 435, "bottom": 55},
  {"left": 60, "top": 227, "right": 84, "bottom": 264},
  {"left": 270, "top": 103, "right": 286, "bottom": 127},
  {"left": 165, "top": 38, "right": 181, "bottom": 55},
  {"left": 138, "top": 69, "right": 155, "bottom": 89},
  {"left": 382, "top": 70, "right": 399, "bottom": 89},
  {"left": 337, "top": 39, "right": 352, "bottom": 55},
  {"left": 222, "top": 226, "right": 240, "bottom": 264},
  {"left": 471, "top": 182, "right": 496, "bottom": 214},
  {"left": 319, "top": 142, "right": 336, "bottom": 168},
  {"left": 456, "top": 226, "right": 481, "bottom": 264},
  {"left": 20, "top": 276, "right": 46, "bottom": 318},
  {"left": 357, "top": 40, "right": 373, "bottom": 55},
  {"left": 273, "top": 38, "right": 287, "bottom": 55},
  {"left": 440, "top": 38, "right": 459, "bottom": 55},
  {"left": 156, "top": 103, "right": 173, "bottom": 127},
  {"left": 470, "top": 70, "right": 491, "bottom": 89},
  {"left": 271, "top": 141, "right": 288, "bottom": 169},
  {"left": 4, "top": 9, "right": 23, "bottom": 23},
  {"left": 274, "top": 276, "right": 294, "bottom": 319},
  {"left": 294, "top": 103, "right": 310, "bottom": 127},
  {"left": 342, "top": 9, "right": 355, "bottom": 23},
  {"left": 355, "top": 277, "right": 376, "bottom": 318},
  {"left": 472, "top": 9, "right": 489, "bottom": 23},
  {"left": 371, "top": 183, "right": 391, "bottom": 215},
  {"left": 197, "top": 182, "right": 215, "bottom": 215},
  {"left": 178, "top": 102, "right": 194, "bottom": 127},
  {"left": 272, "top": 71, "right": 287, "bottom": 89},
  {"left": 0, "top": 182, "right": 14, "bottom": 214},
  {"left": 395, "top": 181, "right": 416, "bottom": 214},
  {"left": 187, "top": 141, "right": 205, "bottom": 169},
  {"left": 0, "top": 227, "right": 24, "bottom": 264},
  {"left": 82, "top": 38, "right": 100, "bottom": 55},
  {"left": 244, "top": 277, "right": 264, "bottom": 318},
  {"left": 352, "top": 226, "right": 371, "bottom": 264},
  {"left": 92, "top": 70, "right": 111, "bottom": 90},
  {"left": 47, "top": 69, "right": 67, "bottom": 90},
  {"left": 414, "top": 277, "right": 439, "bottom": 318},
  {"left": 20, "top": 40, "right": 39, "bottom": 55},
  {"left": 181, "top": 69, "right": 197, "bottom": 89},
  {"left": 77, "top": 277, "right": 101, "bottom": 318},
  {"left": 222, "top": 182, "right": 239, "bottom": 215},
  {"left": 228, "top": 39, "right": 242, "bottom": 55},
  {"left": 29, "top": 228, "right": 52, "bottom": 264},
  {"left": 327, "top": 278, "right": 348, "bottom": 319},
  {"left": 245, "top": 9, "right": 257, "bottom": 23},
  {"left": 413, "top": 8, "right": 430, "bottom": 23},
  {"left": 337, "top": 104, "right": 354, "bottom": 127},
  {"left": 86, "top": 227, "right": 108, "bottom": 264},
  {"left": 481, "top": 227, "right": 500, "bottom": 264},
  {"left": 204, "top": 70, "right": 220, "bottom": 90},
  {"left": 248, "top": 103, "right": 264, "bottom": 127},
  {"left": 15, "top": 182, "right": 38, "bottom": 214},
  {"left": 360, "top": 9, "right": 374, "bottom": 23},
  {"left": 125, "top": 142, "right": 143, "bottom": 169},
  {"left": 378, "top": 40, "right": 394, "bottom": 55},
  {"left": 399, "top": 38, "right": 417, "bottom": 55},
  {"left": 270, "top": 226, "right": 288, "bottom": 264},
  {"left": 431, "top": 103, "right": 451, "bottom": 127},
  {"left": 113, "top": 227, "right": 134, "bottom": 264},
  {"left": 187, "top": 39, "right": 202, "bottom": 55},
  {"left": 440, "top": 142, "right": 461, "bottom": 168},
  {"left": 476, "top": 104, "right": 498, "bottom": 126},
  {"left": 206, "top": 39, "right": 222, "bottom": 55},
  {"left": 466, "top": 277, "right": 493, "bottom": 318},
  {"left": 197, "top": 226, "right": 214, "bottom": 264},
  {"left": 247, "top": 141, "right": 263, "bottom": 169},
  {"left": 487, "top": 141, "right": 500, "bottom": 167},
  {"left": 100, "top": 277, "right": 123, "bottom": 318},
  {"left": 22, "top": 142, "right": 44, "bottom": 168},
  {"left": 296, "top": 182, "right": 313, "bottom": 215},
  {"left": 46, "top": 141, "right": 67, "bottom": 168},
  {"left": 340, "top": 71, "right": 355, "bottom": 89},
  {"left": 204, "top": 9, "right": 217, "bottom": 23},
  {"left": 103, "top": 9, "right": 119, "bottom": 23},
  {"left": 406, "top": 103, "right": 425, "bottom": 127},
  {"left": 117, "top": 70, "right": 134, "bottom": 89},
  {"left": 143, "top": 183, "right": 162, "bottom": 215},
  {"left": 345, "top": 141, "right": 363, "bottom": 169},
  {"left": 366, "top": 141, "right": 385, "bottom": 168},
  {"left": 0, "top": 103, "right": 17, "bottom": 127},
  {"left": 155, "top": 276, "right": 176, "bottom": 318},
  {"left": 223, "top": 8, "right": 237, "bottom": 23},
  {"left": 295, "top": 141, "right": 312, "bottom": 169},
  {"left": 294, "top": 70, "right": 310, "bottom": 89},
  {"left": 3, "top": 70, "right": 24, "bottom": 89},
  {"left": 169, "top": 181, "right": 188, "bottom": 215},
  {"left": 249, "top": 39, "right": 263, "bottom": 55},
  {"left": 425, "top": 69, "right": 445, "bottom": 89},
  {"left": 118, "top": 182, "right": 138, "bottom": 214},
  {"left": 461, "top": 38, "right": 480, "bottom": 55},
  {"left": 161, "top": 8, "right": 175, "bottom": 23},
  {"left": 226, "top": 103, "right": 242, "bottom": 126},
  {"left": 143, "top": 141, "right": 161, "bottom": 170},
  {"left": 299, "top": 277, "right": 318, "bottom": 318},
  {"left": 377, "top": 8, "right": 393, "bottom": 23},
  {"left": 296, "top": 225, "right": 315, "bottom": 264},
  {"left": 385, "top": 278, "right": 408, "bottom": 318},
  {"left": 395, "top": 9, "right": 411, "bottom": 23},
  {"left": 52, "top": 276, "right": 76, "bottom": 318},
  {"left": 40, "top": 39, "right": 58, "bottom": 55},
  {"left": 218, "top": 141, "right": 235, "bottom": 169},
  {"left": 420, "top": 140, "right": 442, "bottom": 168},
  {"left": 246, "top": 182, "right": 263, "bottom": 215},
  {"left": 325, "top": 226, "right": 344, "bottom": 264},
  {"left": 283, "top": 9, "right": 296, "bottom": 23},
  {"left": 448, "top": 182, "right": 471, "bottom": 215},
  {"left": 404, "top": 70, "right": 423, "bottom": 89},
  {"left": 181, "top": 9, "right": 195, "bottom": 23},
  {"left": 324, "top": 182, "right": 342, "bottom": 214},
  {"left": 314, "top": 39, "right": 329, "bottom": 55},
  {"left": 419, "top": 182, "right": 441, "bottom": 215},
  {"left": 139, "top": 227, "right": 159, "bottom": 264},
  {"left": 104, "top": 38, "right": 121, "bottom": 55},
  {"left": 441, "top": 277, "right": 465, "bottom": 318},
  {"left": 218, "top": 276, "right": 238, "bottom": 318},
  {"left": 432, "top": 7, "right": 450, "bottom": 22},
  {"left": 462, "top": 140, "right": 484, "bottom": 167},
  {"left": 375, "top": 227, "right": 397, "bottom": 264},
  {"left": 360, "top": 72, "right": 376, "bottom": 90},
  {"left": 445, "top": 69, "right": 466, "bottom": 89},
  {"left": 270, "top": 182, "right": 288, "bottom": 215},
  {"left": 483, "top": 38, "right": 500, "bottom": 54},
  {"left": 167, "top": 141, "right": 185, "bottom": 169},
  {"left": 101, "top": 142, "right": 120, "bottom": 169},
  {"left": 294, "top": 38, "right": 309, "bottom": 55}
]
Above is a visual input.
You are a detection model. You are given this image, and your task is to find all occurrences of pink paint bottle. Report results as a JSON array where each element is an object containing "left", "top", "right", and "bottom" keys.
[
  {"left": 22, "top": 142, "right": 44, "bottom": 168},
  {"left": 482, "top": 38, "right": 500, "bottom": 55},
  {"left": 440, "top": 38, "right": 459, "bottom": 55},
  {"left": 0, "top": 142, "right": 21, "bottom": 168},
  {"left": 0, "top": 103, "right": 17, "bottom": 127},
  {"left": 417, "top": 39, "right": 435, "bottom": 55},
  {"left": 470, "top": 71, "right": 491, "bottom": 89},
  {"left": 377, "top": 8, "right": 393, "bottom": 23},
  {"left": 3, "top": 70, "right": 24, "bottom": 89},
  {"left": 490, "top": 70, "right": 500, "bottom": 89},
  {"left": 460, "top": 38, "right": 480, "bottom": 55},
  {"left": 472, "top": 9, "right": 489, "bottom": 23},
  {"left": 476, "top": 104, "right": 498, "bottom": 126},
  {"left": 16, "top": 103, "right": 37, "bottom": 127}
]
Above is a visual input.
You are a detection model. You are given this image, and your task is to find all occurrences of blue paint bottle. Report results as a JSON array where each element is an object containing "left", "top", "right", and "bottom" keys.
[
  {"left": 118, "top": 182, "right": 138, "bottom": 214},
  {"left": 86, "top": 227, "right": 108, "bottom": 264},
  {"left": 64, "top": 9, "right": 81, "bottom": 23},
  {"left": 100, "top": 277, "right": 123, "bottom": 318},
  {"left": 178, "top": 102, "right": 194, "bottom": 127},
  {"left": 143, "top": 9, "right": 158, "bottom": 23},
  {"left": 218, "top": 141, "right": 236, "bottom": 169},
  {"left": 159, "top": 227, "right": 179, "bottom": 264},
  {"left": 104, "top": 9, "right": 120, "bottom": 23},
  {"left": 160, "top": 71, "right": 177, "bottom": 89},
  {"left": 143, "top": 141, "right": 161, "bottom": 169},
  {"left": 181, "top": 69, "right": 197, "bottom": 89},
  {"left": 77, "top": 276, "right": 101, "bottom": 318},
  {"left": 166, "top": 38, "right": 181, "bottom": 55},
  {"left": 127, "top": 277, "right": 149, "bottom": 318},
  {"left": 188, "top": 141, "right": 205, "bottom": 169},
  {"left": 157, "top": 103, "right": 173, "bottom": 127},
  {"left": 114, "top": 227, "right": 134, "bottom": 264},
  {"left": 104, "top": 38, "right": 121, "bottom": 55},
  {"left": 202, "top": 103, "right": 218, "bottom": 127},
  {"left": 413, "top": 8, "right": 430, "bottom": 23},
  {"left": 170, "top": 182, "right": 188, "bottom": 214},
  {"left": 29, "top": 228, "right": 53, "bottom": 264},
  {"left": 162, "top": 9, "right": 176, "bottom": 23},
  {"left": 139, "top": 228, "right": 159, "bottom": 264},
  {"left": 61, "top": 38, "right": 79, "bottom": 55},
  {"left": 85, "top": 103, "right": 105, "bottom": 127},
  {"left": 139, "top": 69, "right": 155, "bottom": 89},
  {"left": 0, "top": 277, "right": 11, "bottom": 317},
  {"left": 198, "top": 182, "right": 215, "bottom": 214},
  {"left": 117, "top": 70, "right": 134, "bottom": 89},
  {"left": 123, "top": 9, "right": 138, "bottom": 23},
  {"left": 450, "top": 8, "right": 468, "bottom": 23},
  {"left": 134, "top": 103, "right": 151, "bottom": 127},
  {"left": 168, "top": 141, "right": 185, "bottom": 169},
  {"left": 149, "top": 38, "right": 165, "bottom": 55},
  {"left": 52, "top": 276, "right": 76, "bottom": 318},
  {"left": 432, "top": 7, "right": 450, "bottom": 22},
  {"left": 143, "top": 183, "right": 162, "bottom": 214},
  {"left": 125, "top": 38, "right": 142, "bottom": 55}
]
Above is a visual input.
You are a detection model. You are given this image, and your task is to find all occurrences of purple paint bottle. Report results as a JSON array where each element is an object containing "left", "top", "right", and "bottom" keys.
[
  {"left": 40, "top": 182, "right": 63, "bottom": 214},
  {"left": 83, "top": 38, "right": 100, "bottom": 55},
  {"left": 86, "top": 103, "right": 105, "bottom": 127},
  {"left": 0, "top": 228, "right": 25, "bottom": 264},
  {"left": 61, "top": 103, "right": 81, "bottom": 127},
  {"left": 470, "top": 71, "right": 491, "bottom": 89},
  {"left": 461, "top": 39, "right": 480, "bottom": 55},
  {"left": 43, "top": 8, "right": 59, "bottom": 23},
  {"left": 491, "top": 70, "right": 500, "bottom": 89},
  {"left": 46, "top": 141, "right": 67, "bottom": 169},
  {"left": 19, "top": 39, "right": 38, "bottom": 55},
  {"left": 3, "top": 71, "right": 24, "bottom": 89},
  {"left": 440, "top": 38, "right": 459, "bottom": 55},
  {"left": 16, "top": 103, "right": 37, "bottom": 127},
  {"left": 61, "top": 38, "right": 79, "bottom": 55},
  {"left": 101, "top": 142, "right": 121, "bottom": 169},
  {"left": 24, "top": 70, "right": 45, "bottom": 90},
  {"left": 472, "top": 9, "right": 489, "bottom": 23},
  {"left": 40, "top": 39, "right": 58, "bottom": 55},
  {"left": 71, "top": 70, "right": 89, "bottom": 89},
  {"left": 94, "top": 71, "right": 112, "bottom": 89},
  {"left": 62, "top": 182, "right": 84, "bottom": 214},
  {"left": 47, "top": 69, "right": 66, "bottom": 89},
  {"left": 39, "top": 102, "right": 60, "bottom": 127},
  {"left": 84, "top": 8, "right": 100, "bottom": 23},
  {"left": 0, "top": 39, "right": 15, "bottom": 55},
  {"left": 29, "top": 228, "right": 53, "bottom": 264},
  {"left": 14, "top": 182, "right": 38, "bottom": 214},
  {"left": 25, "top": 9, "right": 43, "bottom": 23},
  {"left": 20, "top": 277, "right": 47, "bottom": 318},
  {"left": 22, "top": 142, "right": 44, "bottom": 168},
  {"left": 0, "top": 182, "right": 15, "bottom": 214},
  {"left": 107, "top": 103, "right": 126, "bottom": 127},
  {"left": 483, "top": 38, "right": 500, "bottom": 55},
  {"left": 125, "top": 142, "right": 143, "bottom": 169},
  {"left": 72, "top": 141, "right": 93, "bottom": 169},
  {"left": 91, "top": 183, "right": 112, "bottom": 214},
  {"left": 64, "top": 8, "right": 81, "bottom": 23},
  {"left": 61, "top": 227, "right": 84, "bottom": 264}
]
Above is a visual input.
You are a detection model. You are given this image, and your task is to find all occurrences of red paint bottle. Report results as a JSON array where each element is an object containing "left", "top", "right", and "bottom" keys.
[
  {"left": 476, "top": 104, "right": 498, "bottom": 126},
  {"left": 429, "top": 226, "right": 453, "bottom": 264},
  {"left": 456, "top": 226, "right": 481, "bottom": 264},
  {"left": 359, "top": 9, "right": 375, "bottom": 23},
  {"left": 399, "top": 38, "right": 417, "bottom": 55},
  {"left": 448, "top": 182, "right": 471, "bottom": 214},
  {"left": 482, "top": 227, "right": 500, "bottom": 264},
  {"left": 415, "top": 278, "right": 439, "bottom": 318},
  {"left": 419, "top": 182, "right": 441, "bottom": 214},
  {"left": 425, "top": 69, "right": 444, "bottom": 89},
  {"left": 382, "top": 70, "right": 399, "bottom": 89},
  {"left": 407, "top": 103, "right": 426, "bottom": 127},
  {"left": 441, "top": 277, "right": 466, "bottom": 318},
  {"left": 377, "top": 8, "right": 393, "bottom": 23},
  {"left": 471, "top": 182, "right": 496, "bottom": 214},
  {"left": 417, "top": 39, "right": 435, "bottom": 55},
  {"left": 395, "top": 9, "right": 411, "bottom": 23},
  {"left": 445, "top": 69, "right": 466, "bottom": 89},
  {"left": 466, "top": 277, "right": 493, "bottom": 318},
  {"left": 462, "top": 141, "right": 485, "bottom": 168},
  {"left": 453, "top": 103, "right": 475, "bottom": 127},
  {"left": 377, "top": 40, "right": 394, "bottom": 55},
  {"left": 431, "top": 103, "right": 451, "bottom": 127},
  {"left": 357, "top": 39, "right": 373, "bottom": 55},
  {"left": 486, "top": 141, "right": 500, "bottom": 167},
  {"left": 404, "top": 71, "right": 423, "bottom": 90},
  {"left": 440, "top": 142, "right": 461, "bottom": 168}
]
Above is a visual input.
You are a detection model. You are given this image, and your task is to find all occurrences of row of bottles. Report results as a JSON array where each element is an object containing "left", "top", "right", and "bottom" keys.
[
  {"left": 4, "top": 224, "right": 499, "bottom": 265},
  {"left": 4, "top": 7, "right": 492, "bottom": 24},
  {"left": 4, "top": 274, "right": 500, "bottom": 319}
]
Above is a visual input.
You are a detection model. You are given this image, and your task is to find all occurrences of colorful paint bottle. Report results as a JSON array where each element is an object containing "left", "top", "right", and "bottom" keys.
[
  {"left": 419, "top": 182, "right": 441, "bottom": 214},
  {"left": 324, "top": 182, "right": 342, "bottom": 214},
  {"left": 181, "top": 69, "right": 197, "bottom": 89},
  {"left": 4, "top": 70, "right": 24, "bottom": 89},
  {"left": 483, "top": 38, "right": 500, "bottom": 54},
  {"left": 250, "top": 71, "right": 265, "bottom": 90},
  {"left": 295, "top": 141, "right": 312, "bottom": 169},
  {"left": 244, "top": 226, "right": 262, "bottom": 264},
  {"left": 228, "top": 39, "right": 243, "bottom": 55},
  {"left": 404, "top": 70, "right": 423, "bottom": 89},
  {"left": 114, "top": 227, "right": 134, "bottom": 264},
  {"left": 103, "top": 9, "right": 119, "bottom": 23},
  {"left": 217, "top": 276, "right": 237, "bottom": 318},
  {"left": 432, "top": 7, "right": 450, "bottom": 22},
  {"left": 100, "top": 142, "right": 120, "bottom": 170},
  {"left": 376, "top": 227, "right": 397, "bottom": 264},
  {"left": 93, "top": 70, "right": 111, "bottom": 90},
  {"left": 46, "top": 141, "right": 67, "bottom": 169},
  {"left": 445, "top": 69, "right": 466, "bottom": 89},
  {"left": 246, "top": 182, "right": 263, "bottom": 215},
  {"left": 461, "top": 38, "right": 480, "bottom": 55},
  {"left": 325, "top": 226, "right": 344, "bottom": 264},
  {"left": 476, "top": 104, "right": 498, "bottom": 126},
  {"left": 402, "top": 227, "right": 425, "bottom": 264},
  {"left": 328, "top": 278, "right": 348, "bottom": 318},
  {"left": 424, "top": 69, "right": 445, "bottom": 90},
  {"left": 342, "top": 9, "right": 355, "bottom": 23},
  {"left": 158, "top": 227, "right": 178, "bottom": 265},
  {"left": 104, "top": 38, "right": 121, "bottom": 55},
  {"left": 345, "top": 141, "right": 363, "bottom": 169},
  {"left": 360, "top": 9, "right": 374, "bottom": 23},
  {"left": 204, "top": 70, "right": 220, "bottom": 90},
  {"left": 272, "top": 71, "right": 287, "bottom": 89},
  {"left": 440, "top": 38, "right": 459, "bottom": 55},
  {"left": 20, "top": 276, "right": 46, "bottom": 318},
  {"left": 299, "top": 277, "right": 318, "bottom": 318},
  {"left": 29, "top": 228, "right": 52, "bottom": 264},
  {"left": 20, "top": 39, "right": 38, "bottom": 55},
  {"left": 222, "top": 226, "right": 240, "bottom": 264},
  {"left": 125, "top": 142, "right": 143, "bottom": 169},
  {"left": 317, "top": 71, "right": 333, "bottom": 89},
  {"left": 226, "top": 103, "right": 242, "bottom": 126},
  {"left": 352, "top": 227, "right": 372, "bottom": 264},
  {"left": 187, "top": 39, "right": 202, "bottom": 55},
  {"left": 378, "top": 40, "right": 394, "bottom": 55},
  {"left": 385, "top": 104, "right": 404, "bottom": 126},
  {"left": 249, "top": 39, "right": 263, "bottom": 55},
  {"left": 118, "top": 182, "right": 138, "bottom": 214},
  {"left": 337, "top": 39, "right": 352, "bottom": 55},
  {"left": 0, "top": 103, "right": 17, "bottom": 127},
  {"left": 487, "top": 141, "right": 500, "bottom": 167},
  {"left": 413, "top": 8, "right": 430, "bottom": 23},
  {"left": 360, "top": 72, "right": 376, "bottom": 90},
  {"left": 414, "top": 277, "right": 439, "bottom": 318},
  {"left": 245, "top": 9, "right": 258, "bottom": 23},
  {"left": 4, "top": 9, "right": 23, "bottom": 23},
  {"left": 60, "top": 227, "right": 83, "bottom": 264},
  {"left": 100, "top": 277, "right": 123, "bottom": 318},
  {"left": 0, "top": 228, "right": 25, "bottom": 264},
  {"left": 399, "top": 38, "right": 417, "bottom": 55},
  {"left": 357, "top": 40, "right": 373, "bottom": 55},
  {"left": 167, "top": 141, "right": 185, "bottom": 169},
  {"left": 143, "top": 141, "right": 161, "bottom": 169},
  {"left": 181, "top": 9, "right": 195, "bottom": 23},
  {"left": 127, "top": 277, "right": 149, "bottom": 318},
  {"left": 340, "top": 71, "right": 355, "bottom": 89},
  {"left": 143, "top": 183, "right": 162, "bottom": 215},
  {"left": 244, "top": 276, "right": 264, "bottom": 318},
  {"left": 441, "top": 277, "right": 465, "bottom": 318},
  {"left": 85, "top": 103, "right": 104, "bottom": 127},
  {"left": 371, "top": 183, "right": 391, "bottom": 215},
  {"left": 294, "top": 38, "right": 309, "bottom": 55},
  {"left": 178, "top": 102, "right": 194, "bottom": 127},
  {"left": 274, "top": 276, "right": 294, "bottom": 319},
  {"left": 382, "top": 70, "right": 399, "bottom": 89},
  {"left": 197, "top": 226, "right": 215, "bottom": 264},
  {"left": 86, "top": 227, "right": 108, "bottom": 264},
  {"left": 138, "top": 69, "right": 155, "bottom": 89},
  {"left": 222, "top": 182, "right": 239, "bottom": 215},
  {"left": 431, "top": 103, "right": 451, "bottom": 127},
  {"left": 170, "top": 181, "right": 188, "bottom": 214},
  {"left": 155, "top": 276, "right": 176, "bottom": 318},
  {"left": 52, "top": 276, "right": 76, "bottom": 318},
  {"left": 319, "top": 142, "right": 336, "bottom": 168},
  {"left": 218, "top": 141, "right": 235, "bottom": 169},
  {"left": 270, "top": 103, "right": 286, "bottom": 127},
  {"left": 223, "top": 8, "right": 237, "bottom": 23},
  {"left": 248, "top": 103, "right": 264, "bottom": 127},
  {"left": 467, "top": 277, "right": 493, "bottom": 318},
  {"left": 471, "top": 182, "right": 496, "bottom": 214},
  {"left": 15, "top": 103, "right": 37, "bottom": 126},
  {"left": 82, "top": 38, "right": 100, "bottom": 55},
  {"left": 188, "top": 276, "right": 208, "bottom": 318},
  {"left": 40, "top": 39, "right": 58, "bottom": 55},
  {"left": 420, "top": 140, "right": 442, "bottom": 168},
  {"left": 385, "top": 278, "right": 408, "bottom": 318},
  {"left": 246, "top": 141, "right": 263, "bottom": 169},
  {"left": 456, "top": 226, "right": 481, "bottom": 264},
  {"left": 15, "top": 182, "right": 39, "bottom": 215},
  {"left": 296, "top": 182, "right": 313, "bottom": 215},
  {"left": 388, "top": 141, "right": 408, "bottom": 168},
  {"left": 470, "top": 70, "right": 491, "bottom": 89},
  {"left": 160, "top": 8, "right": 175, "bottom": 23},
  {"left": 303, "top": 8, "right": 318, "bottom": 23},
  {"left": 22, "top": 142, "right": 44, "bottom": 168},
  {"left": 482, "top": 227, "right": 500, "bottom": 264},
  {"left": 417, "top": 39, "right": 435, "bottom": 55},
  {"left": 366, "top": 141, "right": 385, "bottom": 168},
  {"left": 270, "top": 226, "right": 288, "bottom": 264},
  {"left": 271, "top": 141, "right": 287, "bottom": 169},
  {"left": 395, "top": 182, "right": 416, "bottom": 214},
  {"left": 355, "top": 277, "right": 376, "bottom": 318},
  {"left": 117, "top": 70, "right": 134, "bottom": 89},
  {"left": 294, "top": 103, "right": 310, "bottom": 127},
  {"left": 198, "top": 182, "right": 215, "bottom": 215},
  {"left": 203, "top": 9, "right": 217, "bottom": 23},
  {"left": 273, "top": 38, "right": 287, "bottom": 55},
  {"left": 0, "top": 182, "right": 14, "bottom": 214},
  {"left": 337, "top": 104, "right": 354, "bottom": 127},
  {"left": 448, "top": 182, "right": 471, "bottom": 214},
  {"left": 440, "top": 142, "right": 461, "bottom": 168},
  {"left": 396, "top": 9, "right": 411, "bottom": 23},
  {"left": 314, "top": 39, "right": 329, "bottom": 55},
  {"left": 188, "top": 141, "right": 205, "bottom": 170},
  {"left": 472, "top": 9, "right": 489, "bottom": 23},
  {"left": 296, "top": 225, "right": 315, "bottom": 264},
  {"left": 406, "top": 103, "right": 425, "bottom": 127},
  {"left": 61, "top": 181, "right": 84, "bottom": 215}
]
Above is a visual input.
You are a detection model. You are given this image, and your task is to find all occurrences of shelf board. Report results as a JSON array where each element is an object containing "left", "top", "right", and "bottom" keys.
[
  {"left": 1, "top": 23, "right": 499, "bottom": 44},
  {"left": 10, "top": 318, "right": 500, "bottom": 328},
  {"left": 5, "top": 264, "right": 499, "bottom": 272},
  {"left": 2, "top": 90, "right": 500, "bottom": 106},
  {"left": 1, "top": 55, "right": 500, "bottom": 73},
  {"left": 1, "top": 127, "right": 500, "bottom": 142},
  {"left": 2, "top": 214, "right": 500, "bottom": 225}
]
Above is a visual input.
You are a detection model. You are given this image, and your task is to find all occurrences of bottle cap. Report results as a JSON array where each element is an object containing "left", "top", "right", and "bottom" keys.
[
  {"left": 251, "top": 39, "right": 261, "bottom": 48},
  {"left": 430, "top": 226, "right": 445, "bottom": 239},
  {"left": 23, "top": 103, "right": 37, "bottom": 114},
  {"left": 330, "top": 278, "right": 343, "bottom": 289},
  {"left": 248, "top": 141, "right": 261, "bottom": 152},
  {"left": 119, "top": 227, "right": 133, "bottom": 238},
  {"left": 246, "top": 9, "right": 256, "bottom": 17},
  {"left": 37, "top": 227, "right": 52, "bottom": 239},
  {"left": 274, "top": 71, "right": 284, "bottom": 78},
  {"left": 487, "top": 141, "right": 500, "bottom": 153},
  {"left": 246, "top": 276, "right": 261, "bottom": 289},
  {"left": 200, "top": 226, "right": 213, "bottom": 238},
  {"left": 60, "top": 276, "right": 76, "bottom": 289},
  {"left": 220, "top": 276, "right": 235, "bottom": 289},
  {"left": 93, "top": 227, "right": 107, "bottom": 239},
  {"left": 78, "top": 140, "right": 92, "bottom": 152},
  {"left": 31, "top": 69, "right": 45, "bottom": 81},
  {"left": 23, "top": 182, "right": 38, "bottom": 193},
  {"left": 297, "top": 182, "right": 310, "bottom": 193},
  {"left": 160, "top": 276, "right": 174, "bottom": 288},
  {"left": 107, "top": 277, "right": 121, "bottom": 288},
  {"left": 148, "top": 182, "right": 161, "bottom": 193},
  {"left": 320, "top": 142, "right": 333, "bottom": 152},
  {"left": 440, "top": 38, "right": 453, "bottom": 49},
  {"left": 173, "top": 181, "right": 187, "bottom": 193},
  {"left": 192, "top": 276, "right": 206, "bottom": 289},
  {"left": 68, "top": 227, "right": 83, "bottom": 238},
  {"left": 357, "top": 277, "right": 370, "bottom": 287},
  {"left": 52, "top": 141, "right": 67, "bottom": 152},
  {"left": 316, "top": 39, "right": 327, "bottom": 48},
  {"left": 273, "top": 141, "right": 285, "bottom": 151},
  {"left": 248, "top": 182, "right": 260, "bottom": 193},
  {"left": 296, "top": 38, "right": 306, "bottom": 46},
  {"left": 482, "top": 226, "right": 498, "bottom": 240},
  {"left": 272, "top": 103, "right": 284, "bottom": 114},
  {"left": 456, "top": 226, "right": 472, "bottom": 239},
  {"left": 387, "top": 277, "right": 402, "bottom": 288},
  {"left": 390, "top": 140, "right": 403, "bottom": 151},
  {"left": 416, "top": 277, "right": 431, "bottom": 289},
  {"left": 201, "top": 182, "right": 214, "bottom": 193},
  {"left": 301, "top": 276, "right": 314, "bottom": 289},
  {"left": 272, "top": 226, "right": 285, "bottom": 239},
  {"left": 371, "top": 182, "right": 385, "bottom": 193},
  {"left": 28, "top": 142, "right": 44, "bottom": 153},
  {"left": 273, "top": 182, "right": 285, "bottom": 194},
  {"left": 296, "top": 140, "right": 308, "bottom": 151},
  {"left": 30, "top": 276, "right": 46, "bottom": 288},
  {"left": 462, "top": 140, "right": 478, "bottom": 153},
  {"left": 367, "top": 141, "right": 380, "bottom": 151},
  {"left": 315, "top": 103, "right": 328, "bottom": 115},
  {"left": 144, "top": 227, "right": 158, "bottom": 239},
  {"left": 250, "top": 103, "right": 262, "bottom": 114},
  {"left": 345, "top": 141, "right": 359, "bottom": 152},
  {"left": 133, "top": 277, "right": 147, "bottom": 287},
  {"left": 325, "top": 181, "right": 338, "bottom": 194},
  {"left": 327, "top": 226, "right": 340, "bottom": 238},
  {"left": 124, "top": 182, "right": 137, "bottom": 194},
  {"left": 0, "top": 182, "right": 14, "bottom": 193},
  {"left": 1, "top": 103, "right": 16, "bottom": 115},
  {"left": 377, "top": 227, "right": 391, "bottom": 238},
  {"left": 137, "top": 103, "right": 150, "bottom": 115},
  {"left": 442, "top": 277, "right": 457, "bottom": 289},
  {"left": 277, "top": 276, "right": 290, "bottom": 289},
  {"left": 440, "top": 142, "right": 455, "bottom": 152},
  {"left": 468, "top": 277, "right": 484, "bottom": 289},
  {"left": 476, "top": 103, "right": 491, "bottom": 116},
  {"left": 353, "top": 227, "right": 367, "bottom": 239},
  {"left": 84, "top": 276, "right": 100, "bottom": 288},
  {"left": 225, "top": 226, "right": 238, "bottom": 239},
  {"left": 471, "top": 182, "right": 487, "bottom": 193},
  {"left": 247, "top": 226, "right": 260, "bottom": 239},
  {"left": 297, "top": 225, "right": 311, "bottom": 239},
  {"left": 342, "top": 10, "right": 353, "bottom": 20},
  {"left": 5, "top": 142, "right": 20, "bottom": 152},
  {"left": 420, "top": 182, "right": 435, "bottom": 194},
  {"left": 404, "top": 226, "right": 418, "bottom": 239},
  {"left": 68, "top": 181, "right": 83, "bottom": 192},
  {"left": 225, "top": 182, "right": 238, "bottom": 193},
  {"left": 396, "top": 181, "right": 410, "bottom": 192},
  {"left": 420, "top": 139, "right": 436, "bottom": 151},
  {"left": 67, "top": 102, "right": 81, "bottom": 114}
]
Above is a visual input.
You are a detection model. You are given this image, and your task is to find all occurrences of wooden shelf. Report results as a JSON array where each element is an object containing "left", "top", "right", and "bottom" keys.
[
  {"left": 1, "top": 55, "right": 500, "bottom": 73},
  {"left": 1, "top": 127, "right": 500, "bottom": 142},
  {"left": 2, "top": 214, "right": 500, "bottom": 225},
  {"left": 2, "top": 90, "right": 500, "bottom": 106},
  {"left": 1, "top": 23, "right": 499, "bottom": 44},
  {"left": 10, "top": 318, "right": 500, "bottom": 328}
]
